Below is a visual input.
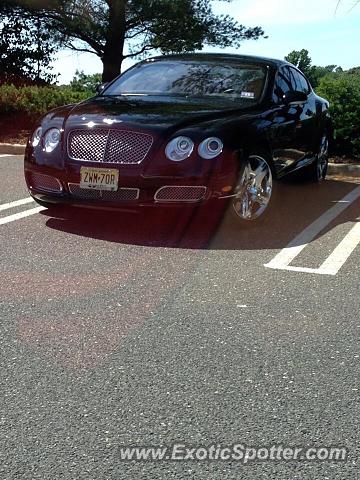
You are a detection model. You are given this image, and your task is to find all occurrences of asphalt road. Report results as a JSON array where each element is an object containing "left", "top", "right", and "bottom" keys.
[{"left": 0, "top": 154, "right": 359, "bottom": 479}]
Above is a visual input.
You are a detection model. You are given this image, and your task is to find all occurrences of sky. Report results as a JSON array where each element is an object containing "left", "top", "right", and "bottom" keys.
[{"left": 53, "top": 0, "right": 360, "bottom": 84}]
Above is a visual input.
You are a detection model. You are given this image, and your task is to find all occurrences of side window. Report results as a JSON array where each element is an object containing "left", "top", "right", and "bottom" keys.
[
  {"left": 289, "top": 67, "right": 310, "bottom": 94},
  {"left": 296, "top": 71, "right": 311, "bottom": 94},
  {"left": 288, "top": 67, "right": 299, "bottom": 92},
  {"left": 273, "top": 68, "right": 292, "bottom": 103}
]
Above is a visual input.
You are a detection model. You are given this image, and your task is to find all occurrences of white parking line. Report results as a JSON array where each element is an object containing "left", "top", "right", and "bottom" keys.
[
  {"left": 319, "top": 220, "right": 360, "bottom": 275},
  {"left": 0, "top": 197, "right": 34, "bottom": 212},
  {"left": 0, "top": 207, "right": 46, "bottom": 226},
  {"left": 265, "top": 185, "right": 360, "bottom": 275}
]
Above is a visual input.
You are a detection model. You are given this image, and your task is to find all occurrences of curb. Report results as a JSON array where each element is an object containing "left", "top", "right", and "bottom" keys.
[
  {"left": 0, "top": 143, "right": 26, "bottom": 155},
  {"left": 327, "top": 163, "right": 360, "bottom": 178},
  {"left": 0, "top": 143, "right": 359, "bottom": 178}
]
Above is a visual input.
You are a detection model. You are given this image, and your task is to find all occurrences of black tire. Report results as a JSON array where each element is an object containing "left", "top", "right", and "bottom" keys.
[
  {"left": 229, "top": 150, "right": 277, "bottom": 226},
  {"left": 300, "top": 134, "right": 329, "bottom": 183}
]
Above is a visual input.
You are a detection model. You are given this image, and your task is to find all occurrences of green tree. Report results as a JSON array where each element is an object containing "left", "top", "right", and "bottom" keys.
[
  {"left": 310, "top": 65, "right": 342, "bottom": 87},
  {"left": 69, "top": 70, "right": 102, "bottom": 93},
  {"left": 3, "top": 0, "right": 265, "bottom": 82},
  {"left": 0, "top": 6, "right": 57, "bottom": 84},
  {"left": 347, "top": 66, "right": 360, "bottom": 75}
]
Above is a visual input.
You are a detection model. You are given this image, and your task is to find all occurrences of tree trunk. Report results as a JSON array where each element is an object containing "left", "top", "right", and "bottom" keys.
[{"left": 102, "top": 0, "right": 126, "bottom": 82}]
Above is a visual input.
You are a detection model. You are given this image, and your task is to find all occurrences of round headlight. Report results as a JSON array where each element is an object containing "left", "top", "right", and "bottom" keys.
[
  {"left": 165, "top": 136, "right": 194, "bottom": 162},
  {"left": 32, "top": 127, "right": 42, "bottom": 147},
  {"left": 198, "top": 137, "right": 223, "bottom": 159},
  {"left": 44, "top": 128, "right": 61, "bottom": 153}
]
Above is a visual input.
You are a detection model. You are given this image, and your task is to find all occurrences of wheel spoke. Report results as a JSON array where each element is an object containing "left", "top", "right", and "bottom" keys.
[
  {"left": 253, "top": 164, "right": 268, "bottom": 186},
  {"left": 240, "top": 164, "right": 251, "bottom": 183},
  {"left": 241, "top": 194, "right": 252, "bottom": 219}
]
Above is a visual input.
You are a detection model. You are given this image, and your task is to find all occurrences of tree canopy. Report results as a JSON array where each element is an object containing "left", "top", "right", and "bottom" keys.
[
  {"left": 0, "top": 5, "right": 57, "bottom": 84},
  {"left": 69, "top": 70, "right": 102, "bottom": 93},
  {"left": 2, "top": 0, "right": 265, "bottom": 81}
]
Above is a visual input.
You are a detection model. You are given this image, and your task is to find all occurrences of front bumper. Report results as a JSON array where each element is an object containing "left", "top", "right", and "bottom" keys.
[{"left": 24, "top": 163, "right": 237, "bottom": 210}]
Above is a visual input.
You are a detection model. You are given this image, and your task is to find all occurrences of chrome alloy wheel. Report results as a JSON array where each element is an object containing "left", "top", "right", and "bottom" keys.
[
  {"left": 232, "top": 155, "right": 273, "bottom": 221},
  {"left": 317, "top": 135, "right": 329, "bottom": 181}
]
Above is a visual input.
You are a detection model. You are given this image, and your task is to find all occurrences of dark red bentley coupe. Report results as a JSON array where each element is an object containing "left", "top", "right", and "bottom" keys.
[{"left": 24, "top": 53, "right": 330, "bottom": 223}]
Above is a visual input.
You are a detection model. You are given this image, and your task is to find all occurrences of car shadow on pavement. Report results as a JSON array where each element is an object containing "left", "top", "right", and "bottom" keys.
[{"left": 42, "top": 179, "right": 359, "bottom": 250}]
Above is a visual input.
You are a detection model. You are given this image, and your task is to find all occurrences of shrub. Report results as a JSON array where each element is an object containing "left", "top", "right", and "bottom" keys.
[
  {"left": 0, "top": 84, "right": 92, "bottom": 117},
  {"left": 317, "top": 73, "right": 360, "bottom": 156}
]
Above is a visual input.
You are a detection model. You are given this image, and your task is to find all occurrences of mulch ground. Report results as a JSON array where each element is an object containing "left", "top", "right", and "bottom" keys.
[{"left": 0, "top": 113, "right": 36, "bottom": 144}]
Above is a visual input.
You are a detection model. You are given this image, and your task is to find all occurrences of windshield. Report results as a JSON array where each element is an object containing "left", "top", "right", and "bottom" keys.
[{"left": 104, "top": 61, "right": 267, "bottom": 102}]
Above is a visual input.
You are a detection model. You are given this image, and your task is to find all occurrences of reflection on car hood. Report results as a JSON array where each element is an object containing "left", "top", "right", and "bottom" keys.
[{"left": 65, "top": 95, "right": 257, "bottom": 134}]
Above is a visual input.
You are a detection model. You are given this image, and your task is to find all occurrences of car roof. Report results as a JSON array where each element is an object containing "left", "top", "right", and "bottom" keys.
[{"left": 145, "top": 53, "right": 289, "bottom": 68}]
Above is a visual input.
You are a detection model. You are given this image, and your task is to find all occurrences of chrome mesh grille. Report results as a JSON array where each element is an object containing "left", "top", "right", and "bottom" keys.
[
  {"left": 29, "top": 173, "right": 63, "bottom": 193},
  {"left": 69, "top": 130, "right": 108, "bottom": 163},
  {"left": 154, "top": 186, "right": 207, "bottom": 202},
  {"left": 68, "top": 184, "right": 139, "bottom": 202},
  {"left": 68, "top": 129, "right": 153, "bottom": 164}
]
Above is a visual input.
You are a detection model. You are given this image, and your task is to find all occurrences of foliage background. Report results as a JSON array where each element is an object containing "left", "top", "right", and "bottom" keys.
[{"left": 317, "top": 73, "right": 360, "bottom": 156}]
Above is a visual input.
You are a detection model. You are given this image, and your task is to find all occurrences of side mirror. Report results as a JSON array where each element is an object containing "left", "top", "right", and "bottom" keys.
[
  {"left": 283, "top": 91, "right": 308, "bottom": 106},
  {"left": 96, "top": 82, "right": 109, "bottom": 95}
]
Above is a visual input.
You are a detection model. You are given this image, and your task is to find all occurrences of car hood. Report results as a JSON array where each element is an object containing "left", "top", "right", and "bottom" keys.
[{"left": 64, "top": 95, "right": 258, "bottom": 136}]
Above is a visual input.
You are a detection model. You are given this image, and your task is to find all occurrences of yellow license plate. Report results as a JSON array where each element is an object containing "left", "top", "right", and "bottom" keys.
[{"left": 80, "top": 167, "right": 119, "bottom": 191}]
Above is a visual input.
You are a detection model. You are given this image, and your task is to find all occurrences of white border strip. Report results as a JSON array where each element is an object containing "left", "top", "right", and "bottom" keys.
[
  {"left": 265, "top": 185, "right": 360, "bottom": 275},
  {"left": 0, "top": 197, "right": 34, "bottom": 212}
]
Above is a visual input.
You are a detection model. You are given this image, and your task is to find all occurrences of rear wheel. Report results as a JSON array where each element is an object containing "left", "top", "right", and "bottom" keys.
[
  {"left": 230, "top": 152, "right": 275, "bottom": 225},
  {"left": 302, "top": 134, "right": 329, "bottom": 182}
]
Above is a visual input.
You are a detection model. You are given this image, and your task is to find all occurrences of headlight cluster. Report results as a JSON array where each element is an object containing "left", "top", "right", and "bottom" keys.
[
  {"left": 31, "top": 127, "right": 61, "bottom": 153},
  {"left": 198, "top": 137, "right": 223, "bottom": 159},
  {"left": 31, "top": 127, "right": 42, "bottom": 147},
  {"left": 165, "top": 136, "right": 194, "bottom": 162},
  {"left": 44, "top": 128, "right": 61, "bottom": 152},
  {"left": 165, "top": 136, "right": 223, "bottom": 162}
]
